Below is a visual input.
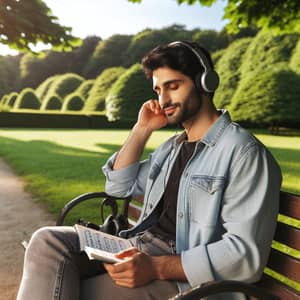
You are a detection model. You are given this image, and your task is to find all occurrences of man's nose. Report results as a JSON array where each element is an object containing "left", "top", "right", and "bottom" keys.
[{"left": 158, "top": 90, "right": 170, "bottom": 108}]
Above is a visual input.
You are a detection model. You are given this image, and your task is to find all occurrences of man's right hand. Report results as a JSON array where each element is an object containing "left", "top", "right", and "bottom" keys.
[{"left": 136, "top": 100, "right": 168, "bottom": 132}]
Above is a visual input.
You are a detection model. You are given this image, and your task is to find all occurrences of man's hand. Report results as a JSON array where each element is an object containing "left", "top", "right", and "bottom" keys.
[
  {"left": 137, "top": 99, "right": 168, "bottom": 132},
  {"left": 103, "top": 247, "right": 156, "bottom": 288}
]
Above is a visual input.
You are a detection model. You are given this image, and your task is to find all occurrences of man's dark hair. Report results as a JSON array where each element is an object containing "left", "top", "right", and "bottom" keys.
[{"left": 141, "top": 41, "right": 215, "bottom": 94}]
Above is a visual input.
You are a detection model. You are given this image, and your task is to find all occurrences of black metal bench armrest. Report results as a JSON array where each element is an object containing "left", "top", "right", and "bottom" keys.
[
  {"left": 170, "top": 280, "right": 280, "bottom": 300},
  {"left": 56, "top": 192, "right": 129, "bottom": 226}
]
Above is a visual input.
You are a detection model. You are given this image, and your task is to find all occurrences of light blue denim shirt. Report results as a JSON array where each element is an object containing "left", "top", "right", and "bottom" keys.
[{"left": 102, "top": 110, "right": 282, "bottom": 298}]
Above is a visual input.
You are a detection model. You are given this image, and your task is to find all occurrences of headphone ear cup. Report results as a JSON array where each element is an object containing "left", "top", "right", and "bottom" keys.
[
  {"left": 201, "top": 70, "right": 219, "bottom": 93},
  {"left": 100, "top": 215, "right": 119, "bottom": 235}
]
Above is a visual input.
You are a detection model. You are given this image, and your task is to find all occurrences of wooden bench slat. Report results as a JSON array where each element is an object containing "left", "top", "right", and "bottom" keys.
[
  {"left": 274, "top": 222, "right": 300, "bottom": 251},
  {"left": 267, "top": 249, "right": 300, "bottom": 283},
  {"left": 279, "top": 191, "right": 300, "bottom": 220},
  {"left": 256, "top": 274, "right": 300, "bottom": 300},
  {"left": 128, "top": 203, "right": 142, "bottom": 220}
]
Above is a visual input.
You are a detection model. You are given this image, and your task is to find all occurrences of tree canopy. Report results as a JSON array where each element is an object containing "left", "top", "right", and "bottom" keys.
[
  {"left": 128, "top": 0, "right": 300, "bottom": 34},
  {"left": 0, "top": 0, "right": 80, "bottom": 52}
]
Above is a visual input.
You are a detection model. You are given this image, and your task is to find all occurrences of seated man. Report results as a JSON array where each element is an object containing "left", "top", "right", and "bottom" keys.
[{"left": 17, "top": 41, "right": 282, "bottom": 300}]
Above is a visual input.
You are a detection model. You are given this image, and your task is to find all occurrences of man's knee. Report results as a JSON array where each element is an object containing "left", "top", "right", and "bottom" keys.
[{"left": 26, "top": 226, "right": 77, "bottom": 258}]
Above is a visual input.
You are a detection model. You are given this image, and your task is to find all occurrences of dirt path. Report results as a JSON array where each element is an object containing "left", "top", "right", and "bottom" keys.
[{"left": 0, "top": 158, "right": 54, "bottom": 300}]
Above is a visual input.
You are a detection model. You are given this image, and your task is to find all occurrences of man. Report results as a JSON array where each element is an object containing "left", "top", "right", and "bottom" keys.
[{"left": 17, "top": 41, "right": 282, "bottom": 300}]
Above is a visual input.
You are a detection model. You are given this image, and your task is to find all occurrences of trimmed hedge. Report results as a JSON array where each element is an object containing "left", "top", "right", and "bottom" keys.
[
  {"left": 239, "top": 31, "right": 299, "bottom": 78},
  {"left": 40, "top": 94, "right": 62, "bottom": 110},
  {"left": 62, "top": 93, "right": 84, "bottom": 111},
  {"left": 45, "top": 73, "right": 84, "bottom": 100},
  {"left": 230, "top": 64, "right": 300, "bottom": 127},
  {"left": 6, "top": 92, "right": 18, "bottom": 107},
  {"left": 214, "top": 38, "right": 252, "bottom": 109},
  {"left": 106, "top": 64, "right": 155, "bottom": 121},
  {"left": 83, "top": 67, "right": 126, "bottom": 112},
  {"left": 74, "top": 80, "right": 95, "bottom": 100},
  {"left": 0, "top": 111, "right": 135, "bottom": 128},
  {"left": 14, "top": 88, "right": 40, "bottom": 110},
  {"left": 36, "top": 75, "right": 60, "bottom": 102},
  {"left": 290, "top": 39, "right": 300, "bottom": 74}
]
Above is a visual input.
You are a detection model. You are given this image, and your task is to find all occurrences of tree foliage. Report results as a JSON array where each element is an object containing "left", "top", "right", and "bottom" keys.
[
  {"left": 84, "top": 67, "right": 125, "bottom": 112},
  {"left": 0, "top": 0, "right": 80, "bottom": 52},
  {"left": 106, "top": 64, "right": 155, "bottom": 121},
  {"left": 128, "top": 0, "right": 300, "bottom": 34},
  {"left": 84, "top": 35, "right": 132, "bottom": 78}
]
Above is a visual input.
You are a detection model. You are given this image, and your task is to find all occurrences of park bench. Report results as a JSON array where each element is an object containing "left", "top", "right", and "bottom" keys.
[{"left": 57, "top": 190, "right": 300, "bottom": 300}]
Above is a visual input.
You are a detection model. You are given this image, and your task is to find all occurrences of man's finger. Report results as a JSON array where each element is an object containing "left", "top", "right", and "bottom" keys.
[{"left": 116, "top": 247, "right": 140, "bottom": 258}]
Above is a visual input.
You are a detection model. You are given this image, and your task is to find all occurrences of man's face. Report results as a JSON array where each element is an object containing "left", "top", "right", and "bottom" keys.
[{"left": 152, "top": 67, "right": 202, "bottom": 125}]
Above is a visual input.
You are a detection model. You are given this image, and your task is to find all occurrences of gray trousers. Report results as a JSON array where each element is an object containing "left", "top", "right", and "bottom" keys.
[{"left": 17, "top": 226, "right": 179, "bottom": 300}]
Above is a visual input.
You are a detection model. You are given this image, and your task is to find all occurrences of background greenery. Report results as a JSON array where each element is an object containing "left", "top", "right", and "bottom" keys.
[{"left": 2, "top": 25, "right": 299, "bottom": 128}]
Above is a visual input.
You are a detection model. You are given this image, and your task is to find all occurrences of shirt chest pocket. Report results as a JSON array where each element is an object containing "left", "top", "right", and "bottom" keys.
[{"left": 189, "top": 175, "right": 226, "bottom": 226}]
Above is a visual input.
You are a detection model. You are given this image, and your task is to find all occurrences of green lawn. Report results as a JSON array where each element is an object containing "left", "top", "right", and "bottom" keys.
[
  {"left": 0, "top": 128, "right": 299, "bottom": 291},
  {"left": 0, "top": 127, "right": 299, "bottom": 224}
]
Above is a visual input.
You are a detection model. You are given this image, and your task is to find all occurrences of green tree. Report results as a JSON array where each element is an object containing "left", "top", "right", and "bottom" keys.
[
  {"left": 84, "top": 67, "right": 126, "bottom": 112},
  {"left": 0, "top": 55, "right": 21, "bottom": 98},
  {"left": 0, "top": 0, "right": 80, "bottom": 52},
  {"left": 129, "top": 0, "right": 300, "bottom": 33},
  {"left": 106, "top": 64, "right": 155, "bottom": 121},
  {"left": 123, "top": 28, "right": 173, "bottom": 67},
  {"left": 84, "top": 35, "right": 132, "bottom": 78},
  {"left": 14, "top": 88, "right": 40, "bottom": 109}
]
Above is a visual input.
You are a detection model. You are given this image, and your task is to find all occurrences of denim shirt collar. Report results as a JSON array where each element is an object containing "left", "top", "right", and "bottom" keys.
[{"left": 173, "top": 109, "right": 232, "bottom": 148}]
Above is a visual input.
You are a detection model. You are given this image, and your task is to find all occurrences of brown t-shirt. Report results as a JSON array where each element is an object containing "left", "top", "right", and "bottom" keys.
[{"left": 150, "top": 140, "right": 197, "bottom": 242}]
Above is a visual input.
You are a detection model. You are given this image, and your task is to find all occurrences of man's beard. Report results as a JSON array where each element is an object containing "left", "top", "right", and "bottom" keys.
[{"left": 167, "top": 90, "right": 202, "bottom": 125}]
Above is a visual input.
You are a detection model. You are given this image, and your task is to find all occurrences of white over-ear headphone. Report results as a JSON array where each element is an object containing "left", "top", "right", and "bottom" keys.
[{"left": 168, "top": 41, "right": 219, "bottom": 93}]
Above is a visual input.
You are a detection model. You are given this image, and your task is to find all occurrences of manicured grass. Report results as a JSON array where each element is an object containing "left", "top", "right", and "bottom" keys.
[{"left": 0, "top": 127, "right": 299, "bottom": 224}]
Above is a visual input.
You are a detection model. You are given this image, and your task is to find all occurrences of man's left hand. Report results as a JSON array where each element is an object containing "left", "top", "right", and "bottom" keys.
[{"left": 103, "top": 247, "right": 156, "bottom": 288}]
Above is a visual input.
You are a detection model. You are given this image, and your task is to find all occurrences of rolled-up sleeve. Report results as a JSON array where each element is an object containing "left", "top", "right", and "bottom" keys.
[{"left": 102, "top": 152, "right": 152, "bottom": 198}]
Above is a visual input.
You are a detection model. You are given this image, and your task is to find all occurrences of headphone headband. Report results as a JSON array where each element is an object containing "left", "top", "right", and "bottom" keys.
[{"left": 168, "top": 41, "right": 219, "bottom": 93}]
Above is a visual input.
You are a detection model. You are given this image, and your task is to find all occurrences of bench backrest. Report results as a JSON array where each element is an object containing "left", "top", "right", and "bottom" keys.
[{"left": 128, "top": 191, "right": 300, "bottom": 299}]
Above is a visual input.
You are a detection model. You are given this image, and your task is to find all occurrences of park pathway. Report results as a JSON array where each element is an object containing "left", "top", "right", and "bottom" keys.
[{"left": 0, "top": 158, "right": 54, "bottom": 300}]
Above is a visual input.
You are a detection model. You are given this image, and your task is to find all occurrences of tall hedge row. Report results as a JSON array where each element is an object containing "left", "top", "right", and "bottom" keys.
[
  {"left": 106, "top": 64, "right": 155, "bottom": 121},
  {"left": 230, "top": 64, "right": 300, "bottom": 126},
  {"left": 83, "top": 67, "right": 126, "bottom": 112},
  {"left": 45, "top": 73, "right": 84, "bottom": 100},
  {"left": 214, "top": 38, "right": 253, "bottom": 109}
]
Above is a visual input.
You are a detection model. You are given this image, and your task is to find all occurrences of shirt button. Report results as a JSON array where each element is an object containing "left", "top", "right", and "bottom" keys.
[
  {"left": 149, "top": 204, "right": 153, "bottom": 209},
  {"left": 178, "top": 212, "right": 184, "bottom": 218}
]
